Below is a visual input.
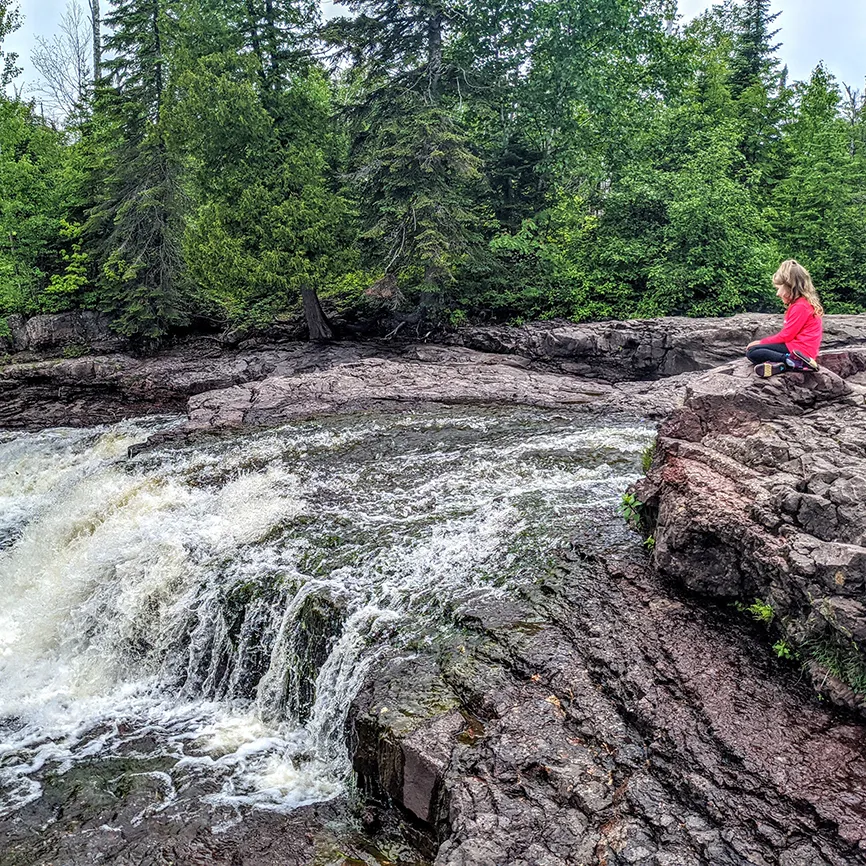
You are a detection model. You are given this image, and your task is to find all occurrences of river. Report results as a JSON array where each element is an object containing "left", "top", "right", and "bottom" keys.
[{"left": 0, "top": 408, "right": 651, "bottom": 862}]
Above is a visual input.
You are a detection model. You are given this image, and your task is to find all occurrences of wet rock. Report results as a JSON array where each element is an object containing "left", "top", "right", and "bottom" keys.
[
  {"left": 0, "top": 314, "right": 27, "bottom": 353},
  {"left": 282, "top": 589, "right": 348, "bottom": 724},
  {"left": 347, "top": 522, "right": 866, "bottom": 865},
  {"left": 350, "top": 653, "right": 462, "bottom": 828},
  {"left": 633, "top": 348, "right": 866, "bottom": 708},
  {"left": 0, "top": 340, "right": 379, "bottom": 429},
  {"left": 185, "top": 354, "right": 615, "bottom": 431}
]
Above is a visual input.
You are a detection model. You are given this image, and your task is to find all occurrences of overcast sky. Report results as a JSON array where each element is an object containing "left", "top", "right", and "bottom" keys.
[{"left": 5, "top": 0, "right": 865, "bottom": 96}]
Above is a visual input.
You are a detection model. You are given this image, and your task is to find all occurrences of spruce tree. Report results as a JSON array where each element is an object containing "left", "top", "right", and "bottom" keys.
[
  {"left": 86, "top": 0, "right": 186, "bottom": 341},
  {"left": 327, "top": 1, "right": 490, "bottom": 317},
  {"left": 729, "top": 0, "right": 781, "bottom": 96},
  {"left": 771, "top": 65, "right": 866, "bottom": 310}
]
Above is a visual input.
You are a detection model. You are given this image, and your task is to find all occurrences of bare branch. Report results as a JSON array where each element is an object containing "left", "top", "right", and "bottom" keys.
[{"left": 30, "top": 0, "right": 91, "bottom": 124}]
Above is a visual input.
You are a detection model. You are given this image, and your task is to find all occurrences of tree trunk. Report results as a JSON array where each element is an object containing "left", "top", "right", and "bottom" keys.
[
  {"left": 427, "top": 7, "right": 443, "bottom": 101},
  {"left": 89, "top": 0, "right": 100, "bottom": 82},
  {"left": 301, "top": 286, "right": 334, "bottom": 342}
]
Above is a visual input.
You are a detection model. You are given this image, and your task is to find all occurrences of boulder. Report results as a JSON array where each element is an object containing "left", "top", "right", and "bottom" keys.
[
  {"left": 0, "top": 314, "right": 28, "bottom": 354},
  {"left": 1, "top": 311, "right": 128, "bottom": 355},
  {"left": 633, "top": 348, "right": 866, "bottom": 710}
]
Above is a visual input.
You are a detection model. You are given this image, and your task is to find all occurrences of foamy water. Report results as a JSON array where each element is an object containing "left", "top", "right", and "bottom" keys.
[{"left": 0, "top": 409, "right": 652, "bottom": 824}]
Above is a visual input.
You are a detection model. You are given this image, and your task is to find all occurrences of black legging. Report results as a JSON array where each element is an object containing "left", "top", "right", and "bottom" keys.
[{"left": 747, "top": 342, "right": 788, "bottom": 364}]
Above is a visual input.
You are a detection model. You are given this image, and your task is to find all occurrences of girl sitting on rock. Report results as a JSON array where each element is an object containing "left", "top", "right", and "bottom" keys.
[{"left": 746, "top": 259, "right": 823, "bottom": 377}]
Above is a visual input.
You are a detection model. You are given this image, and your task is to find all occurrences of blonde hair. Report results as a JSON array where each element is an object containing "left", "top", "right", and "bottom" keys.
[{"left": 773, "top": 259, "right": 824, "bottom": 317}]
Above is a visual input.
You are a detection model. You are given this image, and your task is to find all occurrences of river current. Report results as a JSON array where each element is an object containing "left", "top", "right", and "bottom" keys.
[{"left": 0, "top": 409, "right": 651, "bottom": 843}]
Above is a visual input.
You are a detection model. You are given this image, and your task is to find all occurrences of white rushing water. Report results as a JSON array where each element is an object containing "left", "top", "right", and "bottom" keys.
[{"left": 0, "top": 410, "right": 652, "bottom": 823}]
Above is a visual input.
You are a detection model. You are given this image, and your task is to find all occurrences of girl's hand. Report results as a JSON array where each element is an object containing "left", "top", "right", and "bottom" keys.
[{"left": 747, "top": 340, "right": 760, "bottom": 350}]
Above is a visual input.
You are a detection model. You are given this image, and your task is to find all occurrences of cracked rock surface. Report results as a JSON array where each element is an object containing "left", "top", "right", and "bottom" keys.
[
  {"left": 349, "top": 519, "right": 866, "bottom": 865},
  {"left": 3, "top": 315, "right": 866, "bottom": 433},
  {"left": 634, "top": 348, "right": 866, "bottom": 713}
]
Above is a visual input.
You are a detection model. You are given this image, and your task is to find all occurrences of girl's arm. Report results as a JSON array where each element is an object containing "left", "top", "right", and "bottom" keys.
[{"left": 760, "top": 301, "right": 811, "bottom": 346}]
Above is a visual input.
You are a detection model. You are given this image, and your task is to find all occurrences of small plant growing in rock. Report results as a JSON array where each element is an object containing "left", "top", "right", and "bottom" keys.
[
  {"left": 643, "top": 535, "right": 655, "bottom": 552},
  {"left": 773, "top": 640, "right": 795, "bottom": 660},
  {"left": 62, "top": 344, "right": 90, "bottom": 359},
  {"left": 746, "top": 599, "right": 775, "bottom": 625},
  {"left": 641, "top": 440, "right": 657, "bottom": 474},
  {"left": 802, "top": 636, "right": 866, "bottom": 696},
  {"left": 620, "top": 492, "right": 644, "bottom": 530}
]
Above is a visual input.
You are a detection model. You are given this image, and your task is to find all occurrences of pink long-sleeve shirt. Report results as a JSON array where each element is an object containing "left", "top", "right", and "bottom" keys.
[{"left": 759, "top": 296, "right": 823, "bottom": 359}]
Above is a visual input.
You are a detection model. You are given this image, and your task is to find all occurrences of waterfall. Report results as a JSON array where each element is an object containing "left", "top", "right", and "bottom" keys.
[{"left": 0, "top": 410, "right": 652, "bottom": 823}]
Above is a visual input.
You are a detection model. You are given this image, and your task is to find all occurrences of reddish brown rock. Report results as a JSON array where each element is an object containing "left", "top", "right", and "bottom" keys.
[
  {"left": 633, "top": 348, "right": 866, "bottom": 711},
  {"left": 347, "top": 529, "right": 866, "bottom": 865}
]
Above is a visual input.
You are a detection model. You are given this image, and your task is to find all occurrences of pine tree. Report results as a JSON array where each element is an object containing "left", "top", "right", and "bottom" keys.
[
  {"left": 327, "top": 1, "right": 490, "bottom": 316},
  {"left": 85, "top": 0, "right": 186, "bottom": 341}
]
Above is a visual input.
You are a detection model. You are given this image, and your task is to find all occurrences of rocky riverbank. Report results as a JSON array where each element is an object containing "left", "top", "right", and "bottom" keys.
[
  {"left": 349, "top": 516, "right": 866, "bottom": 865},
  {"left": 4, "top": 312, "right": 866, "bottom": 435},
  {"left": 4, "top": 312, "right": 866, "bottom": 864}
]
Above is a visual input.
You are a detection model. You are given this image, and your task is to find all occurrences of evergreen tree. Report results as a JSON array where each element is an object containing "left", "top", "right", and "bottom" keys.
[
  {"left": 327, "top": 1, "right": 491, "bottom": 316},
  {"left": 771, "top": 65, "right": 866, "bottom": 310},
  {"left": 173, "top": 0, "right": 352, "bottom": 336},
  {"left": 85, "top": 0, "right": 187, "bottom": 340},
  {"left": 729, "top": 0, "right": 780, "bottom": 96}
]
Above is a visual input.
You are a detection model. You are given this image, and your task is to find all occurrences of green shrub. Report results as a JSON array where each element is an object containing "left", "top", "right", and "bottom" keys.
[{"left": 620, "top": 492, "right": 644, "bottom": 530}]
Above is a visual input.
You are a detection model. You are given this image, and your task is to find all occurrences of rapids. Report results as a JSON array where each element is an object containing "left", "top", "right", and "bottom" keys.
[{"left": 0, "top": 409, "right": 651, "bottom": 848}]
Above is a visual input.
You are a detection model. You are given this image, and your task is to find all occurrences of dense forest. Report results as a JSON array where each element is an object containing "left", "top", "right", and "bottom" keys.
[{"left": 0, "top": 0, "right": 864, "bottom": 342}]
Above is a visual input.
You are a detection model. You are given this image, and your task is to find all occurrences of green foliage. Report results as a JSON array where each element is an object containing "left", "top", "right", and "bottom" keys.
[
  {"left": 0, "top": 99, "right": 73, "bottom": 316},
  {"left": 174, "top": 15, "right": 355, "bottom": 327},
  {"left": 768, "top": 65, "right": 866, "bottom": 311},
  {"left": 62, "top": 343, "right": 90, "bottom": 358},
  {"left": 82, "top": 0, "right": 189, "bottom": 339},
  {"left": 643, "top": 535, "right": 655, "bottom": 552},
  {"left": 773, "top": 639, "right": 795, "bottom": 660},
  {"left": 641, "top": 440, "right": 657, "bottom": 475},
  {"left": 746, "top": 598, "right": 775, "bottom": 625},
  {"left": 0, "top": 0, "right": 864, "bottom": 336},
  {"left": 0, "top": 0, "right": 22, "bottom": 88},
  {"left": 802, "top": 636, "right": 866, "bottom": 696},
  {"left": 620, "top": 491, "right": 644, "bottom": 530},
  {"left": 42, "top": 221, "right": 93, "bottom": 312}
]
